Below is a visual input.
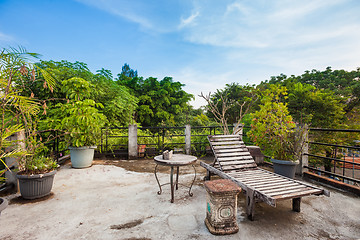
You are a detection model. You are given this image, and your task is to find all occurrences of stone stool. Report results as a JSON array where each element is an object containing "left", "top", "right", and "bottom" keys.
[{"left": 204, "top": 179, "right": 241, "bottom": 235}]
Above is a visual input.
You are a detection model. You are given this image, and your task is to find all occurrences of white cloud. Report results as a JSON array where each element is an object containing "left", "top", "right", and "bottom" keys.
[
  {"left": 179, "top": 11, "right": 200, "bottom": 29},
  {"left": 180, "top": 0, "right": 353, "bottom": 49}
]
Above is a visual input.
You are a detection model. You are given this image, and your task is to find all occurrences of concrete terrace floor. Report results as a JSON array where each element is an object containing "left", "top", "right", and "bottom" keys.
[{"left": 0, "top": 158, "right": 359, "bottom": 240}]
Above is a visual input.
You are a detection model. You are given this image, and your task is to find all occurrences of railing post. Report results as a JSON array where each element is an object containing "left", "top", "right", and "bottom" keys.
[
  {"left": 5, "top": 130, "right": 24, "bottom": 190},
  {"left": 185, "top": 125, "right": 191, "bottom": 155},
  {"left": 297, "top": 125, "right": 308, "bottom": 175},
  {"left": 233, "top": 123, "right": 243, "bottom": 139},
  {"left": 128, "top": 124, "right": 138, "bottom": 159}
]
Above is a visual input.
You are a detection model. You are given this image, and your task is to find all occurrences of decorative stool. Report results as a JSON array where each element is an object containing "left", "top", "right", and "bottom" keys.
[{"left": 204, "top": 179, "right": 241, "bottom": 235}]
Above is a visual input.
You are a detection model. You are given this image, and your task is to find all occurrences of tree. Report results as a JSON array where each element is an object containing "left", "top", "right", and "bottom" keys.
[
  {"left": 200, "top": 83, "right": 258, "bottom": 134},
  {"left": 266, "top": 67, "right": 360, "bottom": 122},
  {"left": 286, "top": 82, "right": 345, "bottom": 128},
  {"left": 25, "top": 60, "right": 137, "bottom": 126},
  {"left": 206, "top": 83, "right": 259, "bottom": 124},
  {"left": 117, "top": 65, "right": 193, "bottom": 127}
]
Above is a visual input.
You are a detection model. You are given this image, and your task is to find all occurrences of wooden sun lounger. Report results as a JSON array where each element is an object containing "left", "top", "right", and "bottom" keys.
[{"left": 200, "top": 134, "right": 330, "bottom": 220}]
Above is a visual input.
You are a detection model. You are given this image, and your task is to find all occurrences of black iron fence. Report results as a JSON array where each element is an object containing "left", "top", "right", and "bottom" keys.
[
  {"left": 39, "top": 130, "right": 69, "bottom": 163},
  {"left": 305, "top": 128, "right": 360, "bottom": 186},
  {"left": 98, "top": 125, "right": 227, "bottom": 157},
  {"left": 45, "top": 125, "right": 360, "bottom": 187}
]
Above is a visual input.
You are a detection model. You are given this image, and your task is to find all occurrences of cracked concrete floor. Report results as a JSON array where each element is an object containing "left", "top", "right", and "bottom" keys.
[{"left": 0, "top": 159, "right": 359, "bottom": 240}]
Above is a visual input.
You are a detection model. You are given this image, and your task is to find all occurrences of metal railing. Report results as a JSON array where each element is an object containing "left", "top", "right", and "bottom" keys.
[{"left": 305, "top": 128, "right": 360, "bottom": 186}]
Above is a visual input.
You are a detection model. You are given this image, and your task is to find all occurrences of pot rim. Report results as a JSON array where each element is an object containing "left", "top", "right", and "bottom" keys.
[
  {"left": 16, "top": 170, "right": 57, "bottom": 179},
  {"left": 69, "top": 146, "right": 97, "bottom": 150},
  {"left": 271, "top": 158, "right": 299, "bottom": 165}
]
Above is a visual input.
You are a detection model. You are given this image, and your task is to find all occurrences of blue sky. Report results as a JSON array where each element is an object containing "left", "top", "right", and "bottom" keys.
[{"left": 1, "top": 0, "right": 359, "bottom": 108}]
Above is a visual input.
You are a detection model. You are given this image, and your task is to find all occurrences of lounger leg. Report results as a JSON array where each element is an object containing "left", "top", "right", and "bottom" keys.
[
  {"left": 292, "top": 197, "right": 301, "bottom": 212},
  {"left": 246, "top": 189, "right": 255, "bottom": 221},
  {"left": 204, "top": 170, "right": 212, "bottom": 181}
]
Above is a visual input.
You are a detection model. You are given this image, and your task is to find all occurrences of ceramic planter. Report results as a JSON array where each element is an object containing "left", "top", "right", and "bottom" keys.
[
  {"left": 17, "top": 170, "right": 56, "bottom": 199},
  {"left": 0, "top": 197, "right": 8, "bottom": 215},
  {"left": 271, "top": 159, "right": 298, "bottom": 179},
  {"left": 69, "top": 146, "right": 97, "bottom": 168}
]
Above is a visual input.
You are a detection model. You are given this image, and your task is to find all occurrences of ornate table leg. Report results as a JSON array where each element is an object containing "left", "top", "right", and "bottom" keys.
[
  {"left": 188, "top": 164, "right": 197, "bottom": 197},
  {"left": 154, "top": 164, "right": 162, "bottom": 195},
  {"left": 175, "top": 166, "right": 179, "bottom": 190},
  {"left": 170, "top": 166, "right": 174, "bottom": 203}
]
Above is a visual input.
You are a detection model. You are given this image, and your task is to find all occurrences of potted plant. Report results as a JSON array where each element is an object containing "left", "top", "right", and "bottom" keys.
[
  {"left": 0, "top": 47, "right": 58, "bottom": 199},
  {"left": 55, "top": 77, "right": 107, "bottom": 168},
  {"left": 247, "top": 85, "right": 306, "bottom": 178},
  {"left": 16, "top": 141, "right": 58, "bottom": 199}
]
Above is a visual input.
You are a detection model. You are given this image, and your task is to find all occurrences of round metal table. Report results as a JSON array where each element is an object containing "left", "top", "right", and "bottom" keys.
[{"left": 154, "top": 154, "right": 197, "bottom": 203}]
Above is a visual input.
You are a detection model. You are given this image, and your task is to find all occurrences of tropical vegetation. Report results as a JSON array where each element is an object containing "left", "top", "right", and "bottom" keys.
[{"left": 1, "top": 45, "right": 359, "bottom": 177}]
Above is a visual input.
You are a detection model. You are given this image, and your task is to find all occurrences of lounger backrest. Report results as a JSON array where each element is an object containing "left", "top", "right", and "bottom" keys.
[{"left": 208, "top": 134, "right": 258, "bottom": 172}]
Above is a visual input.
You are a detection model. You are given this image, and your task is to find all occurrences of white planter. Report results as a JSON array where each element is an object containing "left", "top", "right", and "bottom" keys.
[{"left": 69, "top": 146, "right": 97, "bottom": 168}]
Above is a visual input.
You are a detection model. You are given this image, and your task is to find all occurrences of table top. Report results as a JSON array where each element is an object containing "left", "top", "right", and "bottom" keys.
[{"left": 154, "top": 154, "right": 197, "bottom": 166}]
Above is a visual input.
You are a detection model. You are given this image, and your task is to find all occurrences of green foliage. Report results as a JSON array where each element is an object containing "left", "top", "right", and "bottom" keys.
[
  {"left": 247, "top": 85, "right": 300, "bottom": 161},
  {"left": 265, "top": 68, "right": 356, "bottom": 126},
  {"left": 92, "top": 73, "right": 138, "bottom": 126},
  {"left": 191, "top": 113, "right": 211, "bottom": 126},
  {"left": 62, "top": 77, "right": 91, "bottom": 101},
  {"left": 117, "top": 65, "right": 193, "bottom": 127},
  {"left": 0, "top": 46, "right": 58, "bottom": 175},
  {"left": 56, "top": 99, "right": 107, "bottom": 147},
  {"left": 24, "top": 155, "right": 58, "bottom": 174},
  {"left": 33, "top": 60, "right": 137, "bottom": 127},
  {"left": 207, "top": 83, "right": 259, "bottom": 124}
]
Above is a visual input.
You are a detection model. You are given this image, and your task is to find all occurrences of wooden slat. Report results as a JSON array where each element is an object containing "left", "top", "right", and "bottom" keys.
[
  {"left": 248, "top": 179, "right": 290, "bottom": 187},
  {"left": 211, "top": 141, "right": 242, "bottom": 145},
  {"left": 268, "top": 187, "right": 312, "bottom": 197},
  {"left": 218, "top": 156, "right": 253, "bottom": 161},
  {"left": 214, "top": 148, "right": 247, "bottom": 153},
  {"left": 219, "top": 160, "right": 256, "bottom": 166},
  {"left": 211, "top": 137, "right": 241, "bottom": 142},
  {"left": 272, "top": 189, "right": 322, "bottom": 200},
  {"left": 243, "top": 177, "right": 286, "bottom": 185},
  {"left": 255, "top": 182, "right": 300, "bottom": 191},
  {"left": 216, "top": 151, "right": 252, "bottom": 157},
  {"left": 237, "top": 175, "right": 281, "bottom": 182},
  {"left": 210, "top": 135, "right": 242, "bottom": 139},
  {"left": 221, "top": 163, "right": 257, "bottom": 171},
  {"left": 227, "top": 170, "right": 265, "bottom": 177},
  {"left": 212, "top": 145, "right": 245, "bottom": 149},
  {"left": 262, "top": 185, "right": 308, "bottom": 194},
  {"left": 230, "top": 170, "right": 274, "bottom": 177}
]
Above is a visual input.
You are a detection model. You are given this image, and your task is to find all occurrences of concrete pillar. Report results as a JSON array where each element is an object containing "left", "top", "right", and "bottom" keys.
[
  {"left": 296, "top": 125, "right": 308, "bottom": 175},
  {"left": 185, "top": 125, "right": 191, "bottom": 155},
  {"left": 5, "top": 130, "right": 24, "bottom": 189},
  {"left": 128, "top": 124, "right": 138, "bottom": 159}
]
